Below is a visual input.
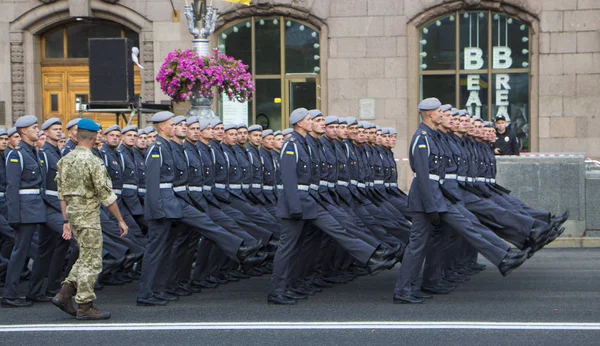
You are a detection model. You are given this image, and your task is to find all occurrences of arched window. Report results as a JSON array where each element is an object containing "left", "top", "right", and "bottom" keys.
[
  {"left": 217, "top": 17, "right": 321, "bottom": 129},
  {"left": 419, "top": 11, "right": 531, "bottom": 150}
]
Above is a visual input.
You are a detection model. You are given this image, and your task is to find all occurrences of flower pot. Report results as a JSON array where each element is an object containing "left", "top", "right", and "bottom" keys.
[{"left": 187, "top": 92, "right": 218, "bottom": 120}]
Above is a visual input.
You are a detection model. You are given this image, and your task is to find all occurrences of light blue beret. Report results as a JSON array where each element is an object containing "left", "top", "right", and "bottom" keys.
[
  {"left": 261, "top": 129, "right": 274, "bottom": 138},
  {"left": 15, "top": 115, "right": 38, "bottom": 129},
  {"left": 151, "top": 111, "right": 175, "bottom": 123},
  {"left": 308, "top": 109, "right": 323, "bottom": 119},
  {"left": 290, "top": 108, "right": 309, "bottom": 126},
  {"left": 248, "top": 124, "right": 263, "bottom": 133},
  {"left": 0, "top": 128, "right": 7, "bottom": 136},
  {"left": 144, "top": 126, "right": 155, "bottom": 134},
  {"left": 7, "top": 127, "right": 17, "bottom": 137},
  {"left": 375, "top": 125, "right": 382, "bottom": 131},
  {"left": 103, "top": 125, "right": 121, "bottom": 135},
  {"left": 472, "top": 116, "right": 483, "bottom": 123},
  {"left": 173, "top": 115, "right": 186, "bottom": 125},
  {"left": 418, "top": 97, "right": 442, "bottom": 111},
  {"left": 273, "top": 130, "right": 282, "bottom": 136},
  {"left": 137, "top": 129, "right": 146, "bottom": 136},
  {"left": 224, "top": 123, "right": 237, "bottom": 131},
  {"left": 381, "top": 128, "right": 390, "bottom": 135},
  {"left": 66, "top": 118, "right": 81, "bottom": 130},
  {"left": 282, "top": 128, "right": 293, "bottom": 136},
  {"left": 440, "top": 104, "right": 453, "bottom": 112},
  {"left": 358, "top": 121, "right": 367, "bottom": 129},
  {"left": 60, "top": 133, "right": 66, "bottom": 139},
  {"left": 237, "top": 123, "right": 248, "bottom": 129},
  {"left": 324, "top": 116, "right": 338, "bottom": 125},
  {"left": 458, "top": 110, "right": 468, "bottom": 117},
  {"left": 78, "top": 119, "right": 101, "bottom": 132},
  {"left": 210, "top": 118, "right": 223, "bottom": 127},
  {"left": 389, "top": 128, "right": 398, "bottom": 135},
  {"left": 338, "top": 117, "right": 348, "bottom": 125},
  {"left": 38, "top": 131, "right": 45, "bottom": 137},
  {"left": 121, "top": 125, "right": 138, "bottom": 134},
  {"left": 42, "top": 117, "right": 62, "bottom": 130},
  {"left": 186, "top": 116, "right": 199, "bottom": 126},
  {"left": 199, "top": 119, "right": 211, "bottom": 131},
  {"left": 346, "top": 117, "right": 358, "bottom": 126}
]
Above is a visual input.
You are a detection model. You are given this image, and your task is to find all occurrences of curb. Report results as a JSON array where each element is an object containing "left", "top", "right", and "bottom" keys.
[{"left": 544, "top": 237, "right": 600, "bottom": 248}]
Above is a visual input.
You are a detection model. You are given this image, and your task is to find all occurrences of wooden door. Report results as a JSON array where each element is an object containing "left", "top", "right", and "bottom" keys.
[{"left": 41, "top": 65, "right": 142, "bottom": 130}]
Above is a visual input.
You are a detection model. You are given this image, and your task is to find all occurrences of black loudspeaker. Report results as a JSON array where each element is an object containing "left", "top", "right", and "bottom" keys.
[{"left": 89, "top": 38, "right": 135, "bottom": 104}]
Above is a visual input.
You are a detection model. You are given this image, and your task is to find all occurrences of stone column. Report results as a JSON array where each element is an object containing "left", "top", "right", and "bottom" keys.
[{"left": 10, "top": 32, "right": 25, "bottom": 121}]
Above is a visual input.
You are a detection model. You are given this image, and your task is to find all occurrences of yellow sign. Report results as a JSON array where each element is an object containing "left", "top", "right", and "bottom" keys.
[
  {"left": 274, "top": 98, "right": 282, "bottom": 104},
  {"left": 220, "top": 0, "right": 252, "bottom": 6}
]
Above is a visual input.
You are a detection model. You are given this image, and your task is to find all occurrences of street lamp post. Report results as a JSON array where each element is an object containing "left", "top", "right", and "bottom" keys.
[{"left": 184, "top": 0, "right": 218, "bottom": 120}]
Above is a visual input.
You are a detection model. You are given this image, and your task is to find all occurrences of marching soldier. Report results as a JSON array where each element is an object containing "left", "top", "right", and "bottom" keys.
[{"left": 61, "top": 118, "right": 81, "bottom": 156}]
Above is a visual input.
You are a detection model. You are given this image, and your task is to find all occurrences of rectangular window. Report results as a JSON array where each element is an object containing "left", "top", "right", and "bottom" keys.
[{"left": 50, "top": 94, "right": 59, "bottom": 112}]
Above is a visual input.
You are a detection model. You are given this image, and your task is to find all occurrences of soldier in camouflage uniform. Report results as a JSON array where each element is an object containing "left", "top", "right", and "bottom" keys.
[{"left": 51, "top": 119, "right": 128, "bottom": 320}]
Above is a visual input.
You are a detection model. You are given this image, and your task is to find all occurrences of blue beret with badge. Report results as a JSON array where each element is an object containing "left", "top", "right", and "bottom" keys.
[
  {"left": 224, "top": 123, "right": 237, "bottom": 131},
  {"left": 121, "top": 125, "right": 138, "bottom": 134},
  {"left": 418, "top": 97, "right": 442, "bottom": 111},
  {"left": 261, "top": 129, "right": 274, "bottom": 138},
  {"left": 151, "top": 111, "right": 175, "bottom": 123},
  {"left": 7, "top": 127, "right": 17, "bottom": 137},
  {"left": 237, "top": 123, "right": 248, "bottom": 129},
  {"left": 248, "top": 124, "right": 263, "bottom": 133},
  {"left": 103, "top": 124, "right": 121, "bottom": 135},
  {"left": 209, "top": 118, "right": 223, "bottom": 127},
  {"left": 308, "top": 109, "right": 323, "bottom": 119},
  {"left": 289, "top": 108, "right": 309, "bottom": 126},
  {"left": 173, "top": 115, "right": 187, "bottom": 125},
  {"left": 282, "top": 128, "right": 293, "bottom": 136},
  {"left": 199, "top": 119, "right": 211, "bottom": 131},
  {"left": 78, "top": 119, "right": 101, "bottom": 132},
  {"left": 324, "top": 116, "right": 338, "bottom": 125},
  {"left": 66, "top": 118, "right": 81, "bottom": 130},
  {"left": 15, "top": 115, "right": 38, "bottom": 129},
  {"left": 186, "top": 116, "right": 199, "bottom": 126},
  {"left": 42, "top": 117, "right": 62, "bottom": 130}
]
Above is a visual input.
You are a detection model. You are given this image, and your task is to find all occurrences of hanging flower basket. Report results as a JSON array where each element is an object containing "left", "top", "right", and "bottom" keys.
[{"left": 156, "top": 48, "right": 254, "bottom": 103}]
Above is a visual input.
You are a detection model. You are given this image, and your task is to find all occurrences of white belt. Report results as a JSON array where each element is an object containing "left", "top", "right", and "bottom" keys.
[
  {"left": 277, "top": 184, "right": 283, "bottom": 190},
  {"left": 242, "top": 184, "right": 250, "bottom": 189},
  {"left": 189, "top": 186, "right": 203, "bottom": 192},
  {"left": 123, "top": 184, "right": 138, "bottom": 190},
  {"left": 476, "top": 177, "right": 486, "bottom": 182},
  {"left": 263, "top": 186, "right": 274, "bottom": 191},
  {"left": 138, "top": 188, "right": 146, "bottom": 194},
  {"left": 251, "top": 183, "right": 262, "bottom": 189},
  {"left": 350, "top": 180, "right": 358, "bottom": 185},
  {"left": 229, "top": 184, "right": 242, "bottom": 189},
  {"left": 413, "top": 173, "right": 440, "bottom": 181},
  {"left": 327, "top": 182, "right": 335, "bottom": 188},
  {"left": 337, "top": 181, "right": 349, "bottom": 187},
  {"left": 445, "top": 174, "right": 457, "bottom": 180},
  {"left": 214, "top": 183, "right": 226, "bottom": 189},
  {"left": 19, "top": 189, "right": 40, "bottom": 195},
  {"left": 112, "top": 189, "right": 122, "bottom": 195},
  {"left": 203, "top": 185, "right": 212, "bottom": 191},
  {"left": 160, "top": 183, "right": 173, "bottom": 189},
  {"left": 357, "top": 183, "right": 366, "bottom": 188},
  {"left": 46, "top": 190, "right": 58, "bottom": 197},
  {"left": 173, "top": 186, "right": 187, "bottom": 192},
  {"left": 319, "top": 181, "right": 328, "bottom": 187},
  {"left": 467, "top": 177, "right": 474, "bottom": 182},
  {"left": 309, "top": 184, "right": 319, "bottom": 190},
  {"left": 491, "top": 178, "right": 496, "bottom": 184},
  {"left": 485, "top": 178, "right": 491, "bottom": 183},
  {"left": 384, "top": 183, "right": 390, "bottom": 187},
  {"left": 391, "top": 183, "right": 398, "bottom": 187},
  {"left": 0, "top": 192, "right": 4, "bottom": 197},
  {"left": 298, "top": 185, "right": 310, "bottom": 191},
  {"left": 374, "top": 180, "right": 384, "bottom": 185},
  {"left": 457, "top": 176, "right": 467, "bottom": 182}
]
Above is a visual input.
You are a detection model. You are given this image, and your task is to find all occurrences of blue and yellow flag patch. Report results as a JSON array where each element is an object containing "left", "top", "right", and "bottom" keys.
[
  {"left": 285, "top": 150, "right": 294, "bottom": 155},
  {"left": 9, "top": 157, "right": 18, "bottom": 163},
  {"left": 151, "top": 154, "right": 160, "bottom": 158}
]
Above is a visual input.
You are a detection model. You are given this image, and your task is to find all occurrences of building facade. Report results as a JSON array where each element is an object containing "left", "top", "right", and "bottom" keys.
[{"left": 0, "top": 0, "right": 598, "bottom": 157}]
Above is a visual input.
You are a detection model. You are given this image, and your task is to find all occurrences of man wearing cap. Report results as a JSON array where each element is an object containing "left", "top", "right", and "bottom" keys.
[
  {"left": 35, "top": 131, "right": 46, "bottom": 150},
  {"left": 61, "top": 118, "right": 81, "bottom": 156},
  {"left": 393, "top": 98, "right": 529, "bottom": 304},
  {"left": 7, "top": 127, "right": 20, "bottom": 149},
  {"left": 271, "top": 131, "right": 284, "bottom": 197},
  {"left": 58, "top": 134, "right": 66, "bottom": 151},
  {"left": 144, "top": 126, "right": 156, "bottom": 145},
  {"left": 0, "top": 129, "right": 13, "bottom": 278},
  {"left": 52, "top": 118, "right": 128, "bottom": 320},
  {"left": 259, "top": 130, "right": 278, "bottom": 208},
  {"left": 269, "top": 108, "right": 395, "bottom": 305},
  {"left": 2, "top": 116, "right": 48, "bottom": 307},
  {"left": 493, "top": 115, "right": 519, "bottom": 156},
  {"left": 134, "top": 129, "right": 148, "bottom": 202},
  {"left": 282, "top": 128, "right": 293, "bottom": 140}
]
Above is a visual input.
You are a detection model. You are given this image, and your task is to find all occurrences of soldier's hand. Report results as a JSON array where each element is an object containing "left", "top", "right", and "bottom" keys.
[
  {"left": 62, "top": 224, "right": 72, "bottom": 240},
  {"left": 426, "top": 212, "right": 441, "bottom": 227},
  {"left": 118, "top": 220, "right": 129, "bottom": 238},
  {"left": 494, "top": 148, "right": 501, "bottom": 155}
]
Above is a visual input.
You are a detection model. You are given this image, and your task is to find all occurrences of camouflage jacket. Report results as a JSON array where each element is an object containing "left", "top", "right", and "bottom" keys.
[{"left": 56, "top": 146, "right": 117, "bottom": 228}]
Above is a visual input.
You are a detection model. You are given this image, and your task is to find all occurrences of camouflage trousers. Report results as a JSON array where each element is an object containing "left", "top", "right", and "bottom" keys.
[{"left": 63, "top": 226, "right": 103, "bottom": 304}]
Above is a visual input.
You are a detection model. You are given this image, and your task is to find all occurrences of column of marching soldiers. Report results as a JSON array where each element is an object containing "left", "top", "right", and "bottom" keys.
[{"left": 0, "top": 101, "right": 568, "bottom": 308}]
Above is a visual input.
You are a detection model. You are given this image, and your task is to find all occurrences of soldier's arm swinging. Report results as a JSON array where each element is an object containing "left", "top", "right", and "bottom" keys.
[
  {"left": 106, "top": 201, "right": 128, "bottom": 238},
  {"left": 60, "top": 199, "right": 71, "bottom": 240}
]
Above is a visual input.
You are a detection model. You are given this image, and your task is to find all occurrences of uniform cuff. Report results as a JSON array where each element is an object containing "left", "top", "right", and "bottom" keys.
[{"left": 101, "top": 193, "right": 118, "bottom": 207}]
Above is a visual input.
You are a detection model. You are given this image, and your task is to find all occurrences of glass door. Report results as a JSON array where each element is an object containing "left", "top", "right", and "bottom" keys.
[{"left": 284, "top": 76, "right": 320, "bottom": 128}]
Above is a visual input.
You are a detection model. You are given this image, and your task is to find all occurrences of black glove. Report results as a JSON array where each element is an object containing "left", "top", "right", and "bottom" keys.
[
  {"left": 290, "top": 212, "right": 303, "bottom": 220},
  {"left": 426, "top": 212, "right": 441, "bottom": 227}
]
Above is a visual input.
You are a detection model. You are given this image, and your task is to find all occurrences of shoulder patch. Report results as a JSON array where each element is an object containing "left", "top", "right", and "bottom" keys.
[
  {"left": 290, "top": 138, "right": 296, "bottom": 142},
  {"left": 421, "top": 131, "right": 427, "bottom": 135},
  {"left": 156, "top": 141, "right": 162, "bottom": 145},
  {"left": 9, "top": 157, "right": 19, "bottom": 163},
  {"left": 14, "top": 146, "right": 20, "bottom": 150}
]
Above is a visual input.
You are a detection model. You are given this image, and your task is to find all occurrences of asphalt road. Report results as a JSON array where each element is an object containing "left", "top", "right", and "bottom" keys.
[{"left": 1, "top": 248, "right": 599, "bottom": 345}]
